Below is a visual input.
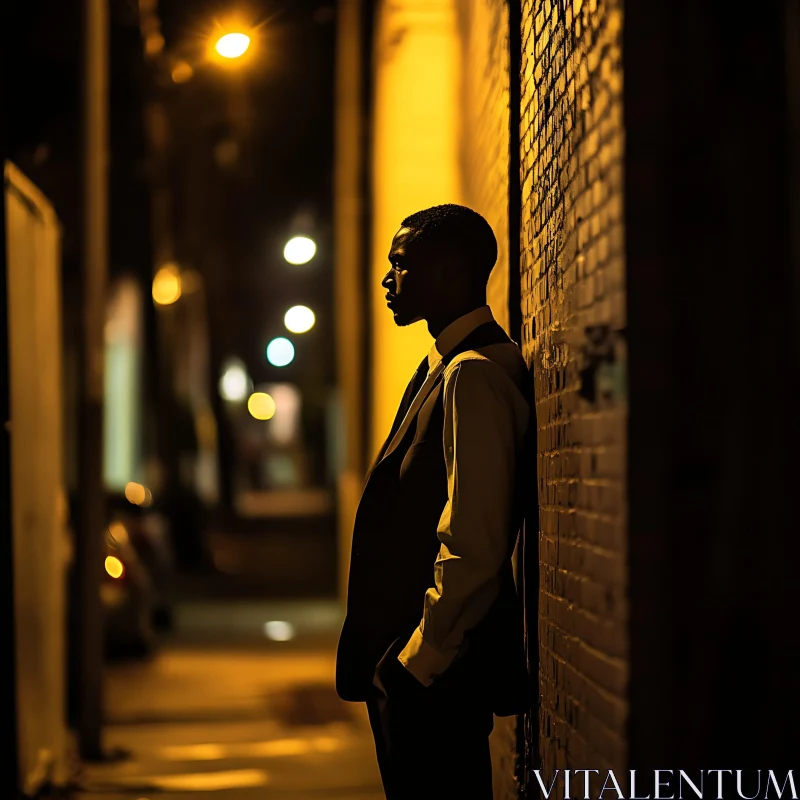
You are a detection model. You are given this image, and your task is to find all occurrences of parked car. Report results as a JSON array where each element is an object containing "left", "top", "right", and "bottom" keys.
[
  {"left": 101, "top": 519, "right": 156, "bottom": 656},
  {"left": 66, "top": 488, "right": 174, "bottom": 656},
  {"left": 107, "top": 488, "right": 175, "bottom": 630}
]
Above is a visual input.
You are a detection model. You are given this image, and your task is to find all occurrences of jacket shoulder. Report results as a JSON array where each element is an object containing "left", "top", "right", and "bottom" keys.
[{"left": 444, "top": 343, "right": 529, "bottom": 393}]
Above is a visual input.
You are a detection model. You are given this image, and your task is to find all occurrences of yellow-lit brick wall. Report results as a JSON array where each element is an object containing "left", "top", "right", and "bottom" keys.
[
  {"left": 456, "top": 0, "right": 511, "bottom": 334},
  {"left": 519, "top": 0, "right": 628, "bottom": 787}
]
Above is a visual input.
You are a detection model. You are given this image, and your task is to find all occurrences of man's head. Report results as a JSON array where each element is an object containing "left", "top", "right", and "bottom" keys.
[{"left": 382, "top": 204, "right": 497, "bottom": 327}]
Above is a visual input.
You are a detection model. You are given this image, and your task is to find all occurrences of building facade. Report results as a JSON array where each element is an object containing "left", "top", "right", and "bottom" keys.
[{"left": 335, "top": 0, "right": 799, "bottom": 796}]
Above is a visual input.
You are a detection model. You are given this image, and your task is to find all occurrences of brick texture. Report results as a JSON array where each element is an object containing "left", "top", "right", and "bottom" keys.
[{"left": 519, "top": 0, "right": 628, "bottom": 789}]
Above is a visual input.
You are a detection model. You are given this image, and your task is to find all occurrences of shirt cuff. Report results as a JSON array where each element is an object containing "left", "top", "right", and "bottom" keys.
[{"left": 396, "top": 626, "right": 454, "bottom": 687}]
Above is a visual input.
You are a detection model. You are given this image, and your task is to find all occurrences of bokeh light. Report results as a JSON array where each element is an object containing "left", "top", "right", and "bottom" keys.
[
  {"left": 283, "top": 236, "right": 316, "bottom": 265},
  {"left": 108, "top": 521, "right": 129, "bottom": 545},
  {"left": 105, "top": 556, "right": 124, "bottom": 580},
  {"left": 215, "top": 32, "right": 251, "bottom": 59},
  {"left": 171, "top": 61, "right": 194, "bottom": 84},
  {"left": 266, "top": 337, "right": 295, "bottom": 367},
  {"left": 263, "top": 620, "right": 295, "bottom": 641},
  {"left": 247, "top": 392, "right": 277, "bottom": 420},
  {"left": 284, "top": 305, "right": 315, "bottom": 334},
  {"left": 219, "top": 360, "right": 250, "bottom": 401},
  {"left": 124, "top": 481, "right": 147, "bottom": 505},
  {"left": 263, "top": 383, "right": 301, "bottom": 446},
  {"left": 152, "top": 264, "right": 182, "bottom": 306},
  {"left": 145, "top": 33, "right": 165, "bottom": 56}
]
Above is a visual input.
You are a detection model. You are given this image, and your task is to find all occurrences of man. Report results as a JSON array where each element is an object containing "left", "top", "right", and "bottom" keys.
[{"left": 336, "top": 204, "right": 532, "bottom": 799}]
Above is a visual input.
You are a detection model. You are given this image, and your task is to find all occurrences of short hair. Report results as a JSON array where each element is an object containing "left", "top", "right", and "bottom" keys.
[{"left": 401, "top": 204, "right": 497, "bottom": 284}]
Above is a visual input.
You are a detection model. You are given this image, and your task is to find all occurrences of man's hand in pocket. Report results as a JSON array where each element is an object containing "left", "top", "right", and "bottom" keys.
[{"left": 373, "top": 638, "right": 426, "bottom": 698}]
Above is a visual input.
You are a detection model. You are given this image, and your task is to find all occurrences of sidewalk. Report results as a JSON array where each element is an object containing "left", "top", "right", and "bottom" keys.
[{"left": 74, "top": 600, "right": 384, "bottom": 799}]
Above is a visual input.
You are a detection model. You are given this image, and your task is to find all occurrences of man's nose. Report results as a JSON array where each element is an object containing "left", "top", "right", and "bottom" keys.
[{"left": 381, "top": 271, "right": 395, "bottom": 290}]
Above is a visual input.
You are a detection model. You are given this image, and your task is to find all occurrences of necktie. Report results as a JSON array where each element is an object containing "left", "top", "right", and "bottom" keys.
[{"left": 404, "top": 358, "right": 430, "bottom": 412}]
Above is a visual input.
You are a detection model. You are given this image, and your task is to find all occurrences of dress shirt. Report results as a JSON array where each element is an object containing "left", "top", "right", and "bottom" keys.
[{"left": 396, "top": 306, "right": 530, "bottom": 686}]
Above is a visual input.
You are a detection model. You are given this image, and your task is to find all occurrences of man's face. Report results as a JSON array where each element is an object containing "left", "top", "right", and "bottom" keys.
[{"left": 382, "top": 226, "right": 437, "bottom": 326}]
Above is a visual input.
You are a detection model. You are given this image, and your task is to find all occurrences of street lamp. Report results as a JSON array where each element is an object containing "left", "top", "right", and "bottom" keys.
[{"left": 215, "top": 32, "right": 251, "bottom": 59}]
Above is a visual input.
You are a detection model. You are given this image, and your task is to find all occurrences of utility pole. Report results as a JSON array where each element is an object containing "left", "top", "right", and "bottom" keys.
[
  {"left": 333, "top": 0, "right": 367, "bottom": 602},
  {"left": 72, "top": 0, "right": 109, "bottom": 760}
]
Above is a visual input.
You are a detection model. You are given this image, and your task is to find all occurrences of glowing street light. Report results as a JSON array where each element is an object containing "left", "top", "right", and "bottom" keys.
[
  {"left": 247, "top": 392, "right": 276, "bottom": 420},
  {"left": 284, "top": 305, "right": 315, "bottom": 334},
  {"left": 219, "top": 359, "right": 251, "bottom": 402},
  {"left": 152, "top": 264, "right": 182, "bottom": 306},
  {"left": 215, "top": 32, "right": 251, "bottom": 59},
  {"left": 266, "top": 337, "right": 295, "bottom": 367},
  {"left": 283, "top": 236, "right": 316, "bottom": 265}
]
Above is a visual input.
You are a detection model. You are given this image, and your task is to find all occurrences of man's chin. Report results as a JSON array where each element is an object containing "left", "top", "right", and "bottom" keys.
[{"left": 391, "top": 310, "right": 423, "bottom": 327}]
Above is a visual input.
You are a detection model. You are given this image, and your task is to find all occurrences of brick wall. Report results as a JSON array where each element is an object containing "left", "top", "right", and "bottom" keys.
[{"left": 519, "top": 0, "right": 628, "bottom": 789}]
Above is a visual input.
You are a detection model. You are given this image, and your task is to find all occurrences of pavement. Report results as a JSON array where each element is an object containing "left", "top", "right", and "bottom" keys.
[{"left": 74, "top": 599, "right": 385, "bottom": 800}]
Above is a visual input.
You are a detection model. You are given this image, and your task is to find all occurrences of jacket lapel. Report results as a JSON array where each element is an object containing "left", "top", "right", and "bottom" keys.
[
  {"left": 366, "top": 355, "right": 429, "bottom": 474},
  {"left": 376, "top": 320, "right": 511, "bottom": 467},
  {"left": 370, "top": 320, "right": 511, "bottom": 472},
  {"left": 378, "top": 361, "right": 445, "bottom": 464}
]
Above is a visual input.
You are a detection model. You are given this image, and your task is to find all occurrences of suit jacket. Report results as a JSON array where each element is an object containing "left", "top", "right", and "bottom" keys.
[{"left": 335, "top": 320, "right": 533, "bottom": 715}]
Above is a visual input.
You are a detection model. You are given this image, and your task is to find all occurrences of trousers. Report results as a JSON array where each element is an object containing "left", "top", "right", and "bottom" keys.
[{"left": 365, "top": 638, "right": 494, "bottom": 800}]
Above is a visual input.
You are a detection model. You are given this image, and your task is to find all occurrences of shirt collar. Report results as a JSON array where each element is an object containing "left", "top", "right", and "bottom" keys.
[{"left": 427, "top": 305, "right": 494, "bottom": 373}]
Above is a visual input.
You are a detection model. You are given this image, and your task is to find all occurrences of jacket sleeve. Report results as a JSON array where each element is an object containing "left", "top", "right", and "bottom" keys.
[{"left": 397, "top": 358, "right": 520, "bottom": 686}]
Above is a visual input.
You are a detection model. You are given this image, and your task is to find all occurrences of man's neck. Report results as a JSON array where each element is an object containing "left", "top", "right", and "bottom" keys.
[{"left": 426, "top": 301, "right": 487, "bottom": 339}]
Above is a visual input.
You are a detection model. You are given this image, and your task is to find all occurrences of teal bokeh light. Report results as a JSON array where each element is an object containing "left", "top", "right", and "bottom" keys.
[{"left": 266, "top": 337, "right": 295, "bottom": 367}]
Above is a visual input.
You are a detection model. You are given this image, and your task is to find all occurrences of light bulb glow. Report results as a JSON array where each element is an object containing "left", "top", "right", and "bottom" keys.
[
  {"left": 247, "top": 392, "right": 277, "bottom": 420},
  {"left": 215, "top": 32, "right": 251, "bottom": 59},
  {"left": 283, "top": 236, "right": 316, "bottom": 265},
  {"left": 266, "top": 338, "right": 295, "bottom": 367},
  {"left": 284, "top": 305, "right": 315, "bottom": 334}
]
